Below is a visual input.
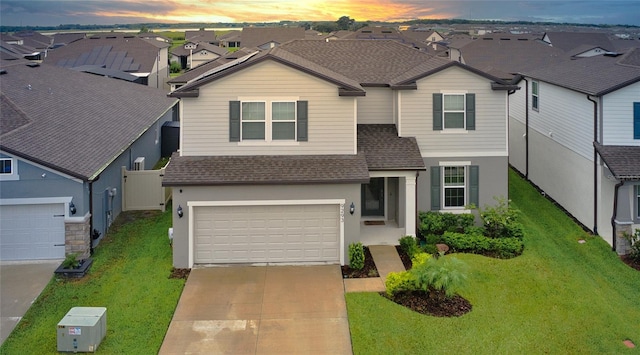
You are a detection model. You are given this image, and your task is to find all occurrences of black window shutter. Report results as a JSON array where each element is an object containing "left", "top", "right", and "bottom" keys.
[
  {"left": 466, "top": 93, "right": 476, "bottom": 130},
  {"left": 469, "top": 165, "right": 479, "bottom": 207},
  {"left": 297, "top": 100, "right": 308, "bottom": 142},
  {"left": 433, "top": 93, "right": 443, "bottom": 131},
  {"left": 229, "top": 101, "right": 240, "bottom": 142},
  {"left": 430, "top": 166, "right": 441, "bottom": 210}
]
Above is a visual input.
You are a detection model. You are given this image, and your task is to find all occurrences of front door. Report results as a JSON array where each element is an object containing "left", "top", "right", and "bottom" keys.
[{"left": 362, "top": 177, "right": 384, "bottom": 217}]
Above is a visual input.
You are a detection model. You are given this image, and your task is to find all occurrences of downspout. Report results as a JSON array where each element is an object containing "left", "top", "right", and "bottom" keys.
[
  {"left": 611, "top": 180, "right": 624, "bottom": 252},
  {"left": 587, "top": 95, "right": 598, "bottom": 235},
  {"left": 415, "top": 171, "right": 420, "bottom": 236},
  {"left": 523, "top": 78, "right": 529, "bottom": 178}
]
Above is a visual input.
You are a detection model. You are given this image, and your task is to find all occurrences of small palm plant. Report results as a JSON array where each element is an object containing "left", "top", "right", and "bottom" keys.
[{"left": 411, "top": 254, "right": 468, "bottom": 302}]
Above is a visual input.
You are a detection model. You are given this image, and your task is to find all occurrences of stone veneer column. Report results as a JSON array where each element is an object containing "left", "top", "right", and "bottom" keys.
[
  {"left": 615, "top": 222, "right": 633, "bottom": 255},
  {"left": 65, "top": 215, "right": 91, "bottom": 259}
]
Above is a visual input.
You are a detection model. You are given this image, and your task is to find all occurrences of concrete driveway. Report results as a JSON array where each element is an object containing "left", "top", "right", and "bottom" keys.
[
  {"left": 159, "top": 265, "right": 352, "bottom": 354},
  {"left": 0, "top": 260, "right": 60, "bottom": 345}
]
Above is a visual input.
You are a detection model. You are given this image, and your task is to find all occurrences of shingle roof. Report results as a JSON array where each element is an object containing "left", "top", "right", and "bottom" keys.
[
  {"left": 278, "top": 40, "right": 443, "bottom": 85},
  {"left": 167, "top": 48, "right": 256, "bottom": 84},
  {"left": 357, "top": 125, "right": 426, "bottom": 170},
  {"left": 0, "top": 59, "right": 178, "bottom": 180},
  {"left": 44, "top": 34, "right": 168, "bottom": 73},
  {"left": 163, "top": 154, "right": 370, "bottom": 186},
  {"left": 543, "top": 32, "right": 614, "bottom": 53},
  {"left": 595, "top": 144, "right": 640, "bottom": 180},
  {"left": 457, "top": 35, "right": 567, "bottom": 80},
  {"left": 240, "top": 27, "right": 305, "bottom": 48},
  {"left": 185, "top": 29, "right": 216, "bottom": 43},
  {"left": 521, "top": 48, "right": 640, "bottom": 96}
]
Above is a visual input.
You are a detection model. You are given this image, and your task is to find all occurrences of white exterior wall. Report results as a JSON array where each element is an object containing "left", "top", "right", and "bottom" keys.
[
  {"left": 602, "top": 82, "right": 640, "bottom": 146},
  {"left": 399, "top": 66, "right": 508, "bottom": 157},
  {"left": 528, "top": 128, "right": 596, "bottom": 232},
  {"left": 508, "top": 81, "right": 527, "bottom": 174},
  {"left": 180, "top": 60, "right": 357, "bottom": 156},
  {"left": 357, "top": 87, "right": 394, "bottom": 124},
  {"left": 528, "top": 81, "right": 594, "bottom": 160}
]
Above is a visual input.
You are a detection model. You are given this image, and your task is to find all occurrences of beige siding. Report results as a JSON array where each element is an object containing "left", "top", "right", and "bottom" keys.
[
  {"left": 181, "top": 61, "right": 356, "bottom": 156},
  {"left": 357, "top": 87, "right": 394, "bottom": 124},
  {"left": 400, "top": 67, "right": 508, "bottom": 157}
]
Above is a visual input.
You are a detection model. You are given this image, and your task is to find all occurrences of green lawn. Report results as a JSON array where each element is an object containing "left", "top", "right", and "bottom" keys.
[
  {"left": 0, "top": 208, "right": 185, "bottom": 354},
  {"left": 347, "top": 169, "right": 640, "bottom": 354}
]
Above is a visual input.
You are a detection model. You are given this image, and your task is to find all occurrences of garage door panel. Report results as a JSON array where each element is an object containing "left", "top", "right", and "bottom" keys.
[
  {"left": 194, "top": 204, "right": 340, "bottom": 264},
  {"left": 0, "top": 204, "right": 66, "bottom": 261}
]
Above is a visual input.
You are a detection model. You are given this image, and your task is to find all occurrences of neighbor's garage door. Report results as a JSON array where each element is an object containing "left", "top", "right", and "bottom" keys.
[
  {"left": 0, "top": 204, "right": 66, "bottom": 261},
  {"left": 194, "top": 204, "right": 340, "bottom": 264}
]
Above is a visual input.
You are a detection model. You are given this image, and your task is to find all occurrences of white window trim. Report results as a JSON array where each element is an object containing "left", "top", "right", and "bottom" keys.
[
  {"left": 440, "top": 91, "right": 468, "bottom": 131},
  {"left": 439, "top": 161, "right": 471, "bottom": 212},
  {"left": 238, "top": 97, "right": 299, "bottom": 144},
  {"left": 0, "top": 158, "right": 18, "bottom": 181},
  {"left": 532, "top": 81, "right": 539, "bottom": 111}
]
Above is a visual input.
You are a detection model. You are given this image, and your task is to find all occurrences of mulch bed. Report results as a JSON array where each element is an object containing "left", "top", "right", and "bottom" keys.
[
  {"left": 621, "top": 255, "right": 640, "bottom": 272},
  {"left": 169, "top": 268, "right": 191, "bottom": 279},
  {"left": 395, "top": 245, "right": 413, "bottom": 270},
  {"left": 383, "top": 290, "right": 472, "bottom": 317},
  {"left": 341, "top": 246, "right": 379, "bottom": 278}
]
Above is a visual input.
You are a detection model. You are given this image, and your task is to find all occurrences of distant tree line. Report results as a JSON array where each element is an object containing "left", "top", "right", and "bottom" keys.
[{"left": 1, "top": 17, "right": 636, "bottom": 34}]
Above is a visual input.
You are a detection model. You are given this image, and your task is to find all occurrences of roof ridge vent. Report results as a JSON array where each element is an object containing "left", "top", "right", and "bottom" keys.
[
  {"left": 0, "top": 69, "right": 7, "bottom": 75},
  {"left": 26, "top": 62, "right": 40, "bottom": 67},
  {"left": 517, "top": 38, "right": 528, "bottom": 41},
  {"left": 483, "top": 37, "right": 493, "bottom": 40},
  {"left": 500, "top": 38, "right": 511, "bottom": 40}
]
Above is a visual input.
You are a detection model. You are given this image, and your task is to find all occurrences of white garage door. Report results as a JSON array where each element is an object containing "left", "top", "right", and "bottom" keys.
[
  {"left": 0, "top": 204, "right": 66, "bottom": 261},
  {"left": 194, "top": 204, "right": 340, "bottom": 264}
]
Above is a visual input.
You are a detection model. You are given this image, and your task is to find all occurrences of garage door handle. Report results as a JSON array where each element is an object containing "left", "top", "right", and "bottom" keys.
[{"left": 54, "top": 244, "right": 65, "bottom": 246}]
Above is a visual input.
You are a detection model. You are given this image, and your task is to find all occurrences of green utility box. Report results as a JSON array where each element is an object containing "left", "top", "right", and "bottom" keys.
[{"left": 57, "top": 307, "right": 107, "bottom": 353}]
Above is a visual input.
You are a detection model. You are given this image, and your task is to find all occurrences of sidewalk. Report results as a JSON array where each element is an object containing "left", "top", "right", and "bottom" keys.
[{"left": 343, "top": 245, "right": 405, "bottom": 293}]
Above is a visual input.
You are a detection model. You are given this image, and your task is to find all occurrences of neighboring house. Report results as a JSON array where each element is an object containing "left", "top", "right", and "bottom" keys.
[
  {"left": 51, "top": 32, "right": 86, "bottom": 48},
  {"left": 542, "top": 32, "right": 615, "bottom": 57},
  {"left": 217, "top": 30, "right": 241, "bottom": 48},
  {"left": 185, "top": 29, "right": 217, "bottom": 45},
  {"left": 164, "top": 39, "right": 515, "bottom": 268},
  {"left": 0, "top": 40, "right": 42, "bottom": 61},
  {"left": 239, "top": 27, "right": 306, "bottom": 49},
  {"left": 44, "top": 34, "right": 170, "bottom": 89},
  {"left": 0, "top": 58, "right": 178, "bottom": 261},
  {"left": 171, "top": 41, "right": 228, "bottom": 69},
  {"left": 509, "top": 49, "right": 640, "bottom": 253}
]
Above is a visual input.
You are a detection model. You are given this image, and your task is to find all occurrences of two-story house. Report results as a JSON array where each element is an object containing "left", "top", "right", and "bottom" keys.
[
  {"left": 164, "top": 40, "right": 516, "bottom": 268},
  {"left": 509, "top": 48, "right": 640, "bottom": 253}
]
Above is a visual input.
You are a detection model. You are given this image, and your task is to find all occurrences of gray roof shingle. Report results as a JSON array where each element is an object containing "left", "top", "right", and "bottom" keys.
[
  {"left": 595, "top": 144, "right": 640, "bottom": 180},
  {"left": 521, "top": 48, "right": 640, "bottom": 96},
  {"left": 357, "top": 125, "right": 425, "bottom": 171},
  {"left": 0, "top": 59, "right": 178, "bottom": 180},
  {"left": 240, "top": 27, "right": 305, "bottom": 48},
  {"left": 163, "top": 154, "right": 370, "bottom": 186}
]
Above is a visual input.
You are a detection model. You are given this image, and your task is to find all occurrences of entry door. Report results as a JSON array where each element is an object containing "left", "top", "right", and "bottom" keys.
[{"left": 362, "top": 177, "right": 385, "bottom": 216}]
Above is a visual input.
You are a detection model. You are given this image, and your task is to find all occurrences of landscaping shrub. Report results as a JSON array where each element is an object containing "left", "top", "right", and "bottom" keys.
[
  {"left": 399, "top": 235, "right": 420, "bottom": 258},
  {"left": 624, "top": 229, "right": 640, "bottom": 263},
  {"left": 411, "top": 255, "right": 468, "bottom": 300},
  {"left": 480, "top": 197, "right": 524, "bottom": 239},
  {"left": 418, "top": 211, "right": 475, "bottom": 236},
  {"left": 169, "top": 61, "right": 181, "bottom": 73},
  {"left": 349, "top": 242, "right": 365, "bottom": 270},
  {"left": 411, "top": 252, "right": 431, "bottom": 268},
  {"left": 442, "top": 232, "right": 524, "bottom": 258},
  {"left": 385, "top": 271, "right": 416, "bottom": 297}
]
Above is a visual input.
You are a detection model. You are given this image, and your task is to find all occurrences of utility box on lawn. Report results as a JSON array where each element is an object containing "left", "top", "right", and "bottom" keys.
[{"left": 57, "top": 307, "right": 107, "bottom": 353}]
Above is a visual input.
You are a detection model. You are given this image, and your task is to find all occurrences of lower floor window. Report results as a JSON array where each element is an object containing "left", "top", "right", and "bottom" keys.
[{"left": 444, "top": 166, "right": 465, "bottom": 207}]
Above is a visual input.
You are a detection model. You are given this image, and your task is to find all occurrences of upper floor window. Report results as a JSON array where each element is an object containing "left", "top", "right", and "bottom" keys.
[
  {"left": 432, "top": 93, "right": 475, "bottom": 131},
  {"left": 230, "top": 100, "right": 308, "bottom": 143},
  {"left": 532, "top": 81, "right": 539, "bottom": 111},
  {"left": 0, "top": 158, "right": 12, "bottom": 174}
]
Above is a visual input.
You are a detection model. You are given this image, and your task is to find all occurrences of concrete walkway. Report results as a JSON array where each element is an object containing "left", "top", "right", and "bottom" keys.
[
  {"left": 0, "top": 260, "right": 60, "bottom": 345},
  {"left": 160, "top": 265, "right": 352, "bottom": 355},
  {"left": 343, "top": 245, "right": 406, "bottom": 293}
]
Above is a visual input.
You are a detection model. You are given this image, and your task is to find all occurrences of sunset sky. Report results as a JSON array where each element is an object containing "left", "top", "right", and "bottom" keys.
[{"left": 1, "top": 0, "right": 639, "bottom": 27}]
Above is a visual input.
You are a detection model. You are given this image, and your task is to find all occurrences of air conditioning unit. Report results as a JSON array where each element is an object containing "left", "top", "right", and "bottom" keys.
[
  {"left": 57, "top": 307, "right": 107, "bottom": 353},
  {"left": 133, "top": 157, "right": 145, "bottom": 171}
]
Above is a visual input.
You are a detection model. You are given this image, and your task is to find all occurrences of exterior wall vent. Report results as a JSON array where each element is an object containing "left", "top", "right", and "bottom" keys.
[{"left": 133, "top": 157, "right": 145, "bottom": 171}]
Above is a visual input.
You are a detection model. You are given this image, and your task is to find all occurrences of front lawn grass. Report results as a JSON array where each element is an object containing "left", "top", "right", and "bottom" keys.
[
  {"left": 0, "top": 207, "right": 185, "bottom": 354},
  {"left": 347, "top": 169, "right": 640, "bottom": 354}
]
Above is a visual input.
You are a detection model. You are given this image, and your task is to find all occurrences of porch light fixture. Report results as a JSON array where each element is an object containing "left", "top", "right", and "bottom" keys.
[
  {"left": 349, "top": 202, "right": 355, "bottom": 215},
  {"left": 177, "top": 205, "right": 184, "bottom": 218},
  {"left": 69, "top": 202, "right": 77, "bottom": 215}
]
